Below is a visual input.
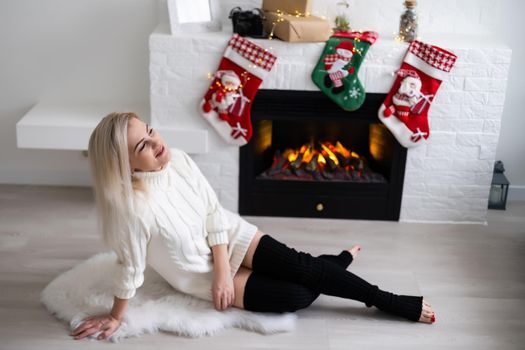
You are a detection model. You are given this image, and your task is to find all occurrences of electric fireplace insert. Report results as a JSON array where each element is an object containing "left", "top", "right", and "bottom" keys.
[{"left": 239, "top": 90, "right": 407, "bottom": 220}]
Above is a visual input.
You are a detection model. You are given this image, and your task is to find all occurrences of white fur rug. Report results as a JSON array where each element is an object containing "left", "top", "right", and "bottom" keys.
[{"left": 41, "top": 252, "right": 296, "bottom": 342}]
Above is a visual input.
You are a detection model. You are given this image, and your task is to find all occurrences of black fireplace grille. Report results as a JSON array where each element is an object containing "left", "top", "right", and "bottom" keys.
[{"left": 239, "top": 90, "right": 407, "bottom": 221}]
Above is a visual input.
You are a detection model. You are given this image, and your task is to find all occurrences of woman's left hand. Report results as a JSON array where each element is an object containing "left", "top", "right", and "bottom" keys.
[
  {"left": 212, "top": 270, "right": 235, "bottom": 311},
  {"left": 70, "top": 313, "right": 121, "bottom": 340}
]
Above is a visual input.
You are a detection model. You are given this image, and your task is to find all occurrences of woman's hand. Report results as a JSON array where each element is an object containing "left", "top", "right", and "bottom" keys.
[
  {"left": 212, "top": 270, "right": 235, "bottom": 311},
  {"left": 70, "top": 313, "right": 121, "bottom": 341}
]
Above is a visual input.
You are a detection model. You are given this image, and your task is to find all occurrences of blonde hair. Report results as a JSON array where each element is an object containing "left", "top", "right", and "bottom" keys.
[{"left": 88, "top": 112, "right": 146, "bottom": 247}]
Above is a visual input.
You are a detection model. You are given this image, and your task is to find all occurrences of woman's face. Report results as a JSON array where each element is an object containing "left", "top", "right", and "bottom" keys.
[{"left": 127, "top": 117, "right": 171, "bottom": 172}]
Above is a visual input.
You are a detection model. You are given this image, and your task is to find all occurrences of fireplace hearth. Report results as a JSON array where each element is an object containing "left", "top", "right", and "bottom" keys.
[{"left": 239, "top": 90, "right": 407, "bottom": 220}]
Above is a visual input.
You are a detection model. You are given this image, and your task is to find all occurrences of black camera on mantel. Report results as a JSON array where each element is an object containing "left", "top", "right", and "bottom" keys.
[{"left": 229, "top": 7, "right": 267, "bottom": 38}]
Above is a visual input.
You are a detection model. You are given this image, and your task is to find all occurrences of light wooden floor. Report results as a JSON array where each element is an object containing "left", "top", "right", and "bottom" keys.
[{"left": 1, "top": 185, "right": 524, "bottom": 349}]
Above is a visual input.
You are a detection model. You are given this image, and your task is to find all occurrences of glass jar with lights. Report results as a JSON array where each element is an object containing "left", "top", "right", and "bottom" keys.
[
  {"left": 334, "top": 0, "right": 351, "bottom": 32},
  {"left": 399, "top": 0, "right": 418, "bottom": 42}
]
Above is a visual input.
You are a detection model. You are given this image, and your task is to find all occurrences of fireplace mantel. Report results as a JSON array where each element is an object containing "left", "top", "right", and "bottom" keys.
[{"left": 149, "top": 23, "right": 511, "bottom": 223}]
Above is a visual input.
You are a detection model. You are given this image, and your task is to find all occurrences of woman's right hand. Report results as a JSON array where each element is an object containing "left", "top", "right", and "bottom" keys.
[{"left": 70, "top": 313, "right": 122, "bottom": 341}]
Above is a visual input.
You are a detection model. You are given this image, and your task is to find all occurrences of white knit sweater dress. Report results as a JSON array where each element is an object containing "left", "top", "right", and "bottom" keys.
[{"left": 111, "top": 148, "right": 259, "bottom": 301}]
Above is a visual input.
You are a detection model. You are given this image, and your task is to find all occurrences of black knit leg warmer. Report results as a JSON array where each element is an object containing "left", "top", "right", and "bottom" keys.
[
  {"left": 243, "top": 249, "right": 354, "bottom": 313},
  {"left": 318, "top": 250, "right": 353, "bottom": 269},
  {"left": 251, "top": 235, "right": 423, "bottom": 322},
  {"left": 365, "top": 286, "right": 424, "bottom": 322},
  {"left": 243, "top": 271, "right": 319, "bottom": 313}
]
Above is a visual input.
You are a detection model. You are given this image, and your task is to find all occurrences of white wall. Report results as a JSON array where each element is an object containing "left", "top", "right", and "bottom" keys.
[
  {"left": 0, "top": 0, "right": 523, "bottom": 198},
  {"left": 0, "top": 0, "right": 158, "bottom": 185},
  {"left": 495, "top": 0, "right": 525, "bottom": 200}
]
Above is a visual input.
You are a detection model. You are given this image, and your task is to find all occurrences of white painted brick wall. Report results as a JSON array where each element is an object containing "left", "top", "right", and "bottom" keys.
[{"left": 149, "top": 18, "right": 511, "bottom": 223}]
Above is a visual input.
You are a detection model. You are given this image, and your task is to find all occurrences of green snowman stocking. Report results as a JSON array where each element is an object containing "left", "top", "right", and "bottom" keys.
[{"left": 311, "top": 31, "right": 378, "bottom": 111}]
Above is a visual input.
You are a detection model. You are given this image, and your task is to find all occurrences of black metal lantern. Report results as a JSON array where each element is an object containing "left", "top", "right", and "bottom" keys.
[{"left": 488, "top": 160, "right": 510, "bottom": 210}]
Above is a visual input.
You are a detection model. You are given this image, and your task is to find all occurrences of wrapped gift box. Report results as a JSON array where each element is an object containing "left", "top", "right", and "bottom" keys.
[
  {"left": 262, "top": 0, "right": 311, "bottom": 15},
  {"left": 264, "top": 11, "right": 332, "bottom": 42}
]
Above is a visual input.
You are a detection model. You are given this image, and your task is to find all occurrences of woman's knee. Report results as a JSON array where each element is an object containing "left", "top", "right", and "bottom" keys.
[{"left": 279, "top": 284, "right": 318, "bottom": 312}]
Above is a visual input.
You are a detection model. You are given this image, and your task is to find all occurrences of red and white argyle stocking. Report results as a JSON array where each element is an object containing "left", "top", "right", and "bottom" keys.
[
  {"left": 378, "top": 40, "right": 457, "bottom": 148},
  {"left": 200, "top": 34, "right": 277, "bottom": 146}
]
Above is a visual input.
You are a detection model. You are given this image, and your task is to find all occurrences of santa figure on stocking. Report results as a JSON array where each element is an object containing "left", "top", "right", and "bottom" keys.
[
  {"left": 382, "top": 69, "right": 435, "bottom": 143},
  {"left": 378, "top": 40, "right": 457, "bottom": 148},
  {"left": 202, "top": 70, "right": 247, "bottom": 122}
]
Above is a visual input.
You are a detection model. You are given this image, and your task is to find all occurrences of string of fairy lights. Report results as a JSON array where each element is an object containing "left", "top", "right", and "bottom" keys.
[
  {"left": 395, "top": 24, "right": 419, "bottom": 43},
  {"left": 207, "top": 71, "right": 251, "bottom": 92},
  {"left": 205, "top": 6, "right": 418, "bottom": 82},
  {"left": 267, "top": 9, "right": 313, "bottom": 41},
  {"left": 267, "top": 8, "right": 367, "bottom": 59}
]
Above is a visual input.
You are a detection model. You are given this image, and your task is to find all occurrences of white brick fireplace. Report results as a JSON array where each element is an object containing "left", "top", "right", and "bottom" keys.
[{"left": 149, "top": 24, "right": 511, "bottom": 223}]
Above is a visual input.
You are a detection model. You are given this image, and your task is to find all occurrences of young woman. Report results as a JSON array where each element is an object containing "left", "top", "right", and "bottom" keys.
[{"left": 71, "top": 112, "right": 435, "bottom": 341}]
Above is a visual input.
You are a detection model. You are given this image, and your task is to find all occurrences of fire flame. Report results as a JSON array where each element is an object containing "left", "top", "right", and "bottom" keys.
[
  {"left": 261, "top": 139, "right": 385, "bottom": 183},
  {"left": 320, "top": 143, "right": 339, "bottom": 166},
  {"left": 285, "top": 141, "right": 359, "bottom": 169},
  {"left": 334, "top": 141, "right": 351, "bottom": 158}
]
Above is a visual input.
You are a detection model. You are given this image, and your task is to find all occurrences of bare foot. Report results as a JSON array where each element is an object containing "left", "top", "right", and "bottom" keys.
[
  {"left": 347, "top": 245, "right": 361, "bottom": 260},
  {"left": 419, "top": 299, "right": 436, "bottom": 324}
]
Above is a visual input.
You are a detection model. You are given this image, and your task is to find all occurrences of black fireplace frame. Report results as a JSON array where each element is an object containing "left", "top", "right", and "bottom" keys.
[{"left": 239, "top": 90, "right": 407, "bottom": 221}]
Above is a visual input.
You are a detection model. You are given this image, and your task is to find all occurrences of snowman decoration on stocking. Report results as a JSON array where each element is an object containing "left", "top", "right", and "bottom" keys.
[{"left": 323, "top": 41, "right": 356, "bottom": 94}]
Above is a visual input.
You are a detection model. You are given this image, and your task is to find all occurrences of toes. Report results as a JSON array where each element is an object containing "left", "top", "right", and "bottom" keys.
[
  {"left": 347, "top": 246, "right": 360, "bottom": 255},
  {"left": 421, "top": 299, "right": 436, "bottom": 322},
  {"left": 419, "top": 314, "right": 432, "bottom": 323},
  {"left": 420, "top": 310, "right": 435, "bottom": 322},
  {"left": 423, "top": 301, "right": 433, "bottom": 310},
  {"left": 423, "top": 306, "right": 434, "bottom": 315}
]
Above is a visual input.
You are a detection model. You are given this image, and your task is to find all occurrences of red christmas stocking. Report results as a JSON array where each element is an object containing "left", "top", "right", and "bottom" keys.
[
  {"left": 378, "top": 40, "right": 457, "bottom": 148},
  {"left": 200, "top": 34, "right": 277, "bottom": 146}
]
